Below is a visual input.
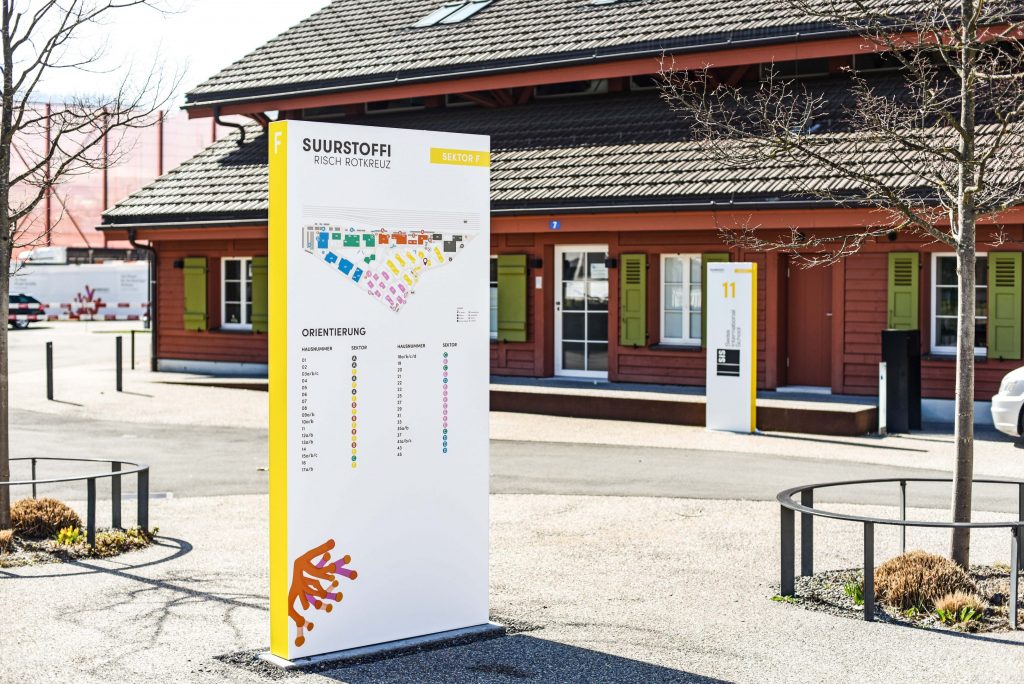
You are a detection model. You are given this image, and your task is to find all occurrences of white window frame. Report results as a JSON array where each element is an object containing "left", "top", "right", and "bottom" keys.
[
  {"left": 660, "top": 254, "right": 702, "bottom": 346},
  {"left": 489, "top": 256, "right": 498, "bottom": 340},
  {"left": 221, "top": 256, "right": 253, "bottom": 331},
  {"left": 930, "top": 252, "right": 987, "bottom": 355}
]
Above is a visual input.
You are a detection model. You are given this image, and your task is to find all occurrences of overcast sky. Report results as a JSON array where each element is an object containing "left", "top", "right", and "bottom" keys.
[{"left": 35, "top": 0, "right": 332, "bottom": 105}]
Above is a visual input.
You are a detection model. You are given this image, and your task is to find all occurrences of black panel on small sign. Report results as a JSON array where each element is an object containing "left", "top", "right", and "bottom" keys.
[{"left": 716, "top": 348, "right": 740, "bottom": 377}]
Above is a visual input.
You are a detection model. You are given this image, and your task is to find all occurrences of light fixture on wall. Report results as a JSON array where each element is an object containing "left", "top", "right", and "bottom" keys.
[{"left": 604, "top": 257, "right": 618, "bottom": 269}]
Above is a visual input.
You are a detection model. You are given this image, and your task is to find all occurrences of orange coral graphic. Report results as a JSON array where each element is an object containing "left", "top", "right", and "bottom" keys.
[{"left": 288, "top": 539, "right": 358, "bottom": 647}]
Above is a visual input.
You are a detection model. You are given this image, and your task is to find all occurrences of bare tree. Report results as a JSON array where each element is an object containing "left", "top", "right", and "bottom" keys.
[
  {"left": 0, "top": 0, "right": 176, "bottom": 529},
  {"left": 660, "top": 0, "right": 1024, "bottom": 567}
]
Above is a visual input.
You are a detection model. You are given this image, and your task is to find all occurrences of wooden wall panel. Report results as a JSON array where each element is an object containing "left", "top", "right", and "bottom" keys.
[
  {"left": 154, "top": 238, "right": 268, "bottom": 365},
  {"left": 841, "top": 250, "right": 1021, "bottom": 400}
]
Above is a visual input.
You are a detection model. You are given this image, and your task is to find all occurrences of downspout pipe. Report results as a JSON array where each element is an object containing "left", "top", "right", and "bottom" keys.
[
  {"left": 213, "top": 105, "right": 247, "bottom": 145},
  {"left": 127, "top": 227, "right": 158, "bottom": 372}
]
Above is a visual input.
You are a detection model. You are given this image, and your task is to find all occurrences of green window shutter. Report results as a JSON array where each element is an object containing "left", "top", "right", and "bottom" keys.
[
  {"left": 497, "top": 254, "right": 527, "bottom": 342},
  {"left": 988, "top": 252, "right": 1022, "bottom": 360},
  {"left": 701, "top": 253, "right": 730, "bottom": 346},
  {"left": 619, "top": 254, "right": 647, "bottom": 346},
  {"left": 887, "top": 252, "right": 919, "bottom": 330},
  {"left": 251, "top": 256, "right": 269, "bottom": 334},
  {"left": 182, "top": 257, "right": 208, "bottom": 332}
]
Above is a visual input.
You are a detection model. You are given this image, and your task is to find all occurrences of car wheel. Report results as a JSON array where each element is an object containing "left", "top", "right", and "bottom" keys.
[{"left": 10, "top": 320, "right": 28, "bottom": 330}]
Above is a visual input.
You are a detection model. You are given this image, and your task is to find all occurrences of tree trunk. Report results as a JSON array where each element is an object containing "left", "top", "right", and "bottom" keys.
[
  {"left": 0, "top": 245, "right": 8, "bottom": 530},
  {"left": 949, "top": 241, "right": 976, "bottom": 567},
  {"left": 0, "top": 1, "right": 11, "bottom": 531},
  {"left": 949, "top": 0, "right": 978, "bottom": 569}
]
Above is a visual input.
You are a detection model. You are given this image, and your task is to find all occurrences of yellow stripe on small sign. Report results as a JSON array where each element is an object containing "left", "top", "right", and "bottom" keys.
[{"left": 430, "top": 148, "right": 490, "bottom": 167}]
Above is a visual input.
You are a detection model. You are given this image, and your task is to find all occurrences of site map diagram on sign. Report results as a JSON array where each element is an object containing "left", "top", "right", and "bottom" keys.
[{"left": 302, "top": 206, "right": 478, "bottom": 312}]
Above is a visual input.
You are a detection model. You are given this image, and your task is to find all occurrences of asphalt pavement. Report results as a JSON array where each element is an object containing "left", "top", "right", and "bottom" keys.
[{"left": 11, "top": 406, "right": 1019, "bottom": 514}]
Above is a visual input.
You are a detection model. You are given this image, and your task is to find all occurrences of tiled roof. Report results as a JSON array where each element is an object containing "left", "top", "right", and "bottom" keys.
[
  {"left": 186, "top": 0, "right": 845, "bottom": 108},
  {"left": 103, "top": 83, "right": 963, "bottom": 227},
  {"left": 102, "top": 125, "right": 270, "bottom": 225}
]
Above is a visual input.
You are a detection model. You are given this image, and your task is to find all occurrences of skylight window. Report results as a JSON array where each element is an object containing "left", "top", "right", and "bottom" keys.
[{"left": 413, "top": 0, "right": 492, "bottom": 28}]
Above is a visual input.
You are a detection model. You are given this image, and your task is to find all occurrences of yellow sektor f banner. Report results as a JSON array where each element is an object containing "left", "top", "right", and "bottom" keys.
[{"left": 429, "top": 147, "right": 491, "bottom": 167}]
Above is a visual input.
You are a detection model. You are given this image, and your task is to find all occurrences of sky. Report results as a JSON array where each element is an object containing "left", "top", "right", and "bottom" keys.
[{"left": 34, "top": 0, "right": 332, "bottom": 105}]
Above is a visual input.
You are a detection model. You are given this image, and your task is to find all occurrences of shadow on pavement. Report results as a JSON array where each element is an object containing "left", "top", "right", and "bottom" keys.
[
  {"left": 311, "top": 634, "right": 727, "bottom": 684},
  {"left": 756, "top": 432, "right": 926, "bottom": 452},
  {"left": 0, "top": 535, "right": 193, "bottom": 579}
]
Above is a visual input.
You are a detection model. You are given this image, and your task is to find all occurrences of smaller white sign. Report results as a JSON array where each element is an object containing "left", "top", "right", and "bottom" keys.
[{"left": 705, "top": 262, "right": 757, "bottom": 433}]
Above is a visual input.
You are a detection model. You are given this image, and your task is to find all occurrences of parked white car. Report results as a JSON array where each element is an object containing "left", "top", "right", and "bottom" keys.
[{"left": 992, "top": 367, "right": 1024, "bottom": 437}]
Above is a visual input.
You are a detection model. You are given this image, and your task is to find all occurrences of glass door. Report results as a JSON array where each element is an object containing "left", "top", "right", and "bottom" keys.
[{"left": 555, "top": 246, "right": 609, "bottom": 378}]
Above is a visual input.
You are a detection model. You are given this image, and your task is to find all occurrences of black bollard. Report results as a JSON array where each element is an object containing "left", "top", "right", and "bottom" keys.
[
  {"left": 130, "top": 330, "right": 136, "bottom": 370},
  {"left": 116, "top": 335, "right": 123, "bottom": 392},
  {"left": 45, "top": 341, "right": 53, "bottom": 400}
]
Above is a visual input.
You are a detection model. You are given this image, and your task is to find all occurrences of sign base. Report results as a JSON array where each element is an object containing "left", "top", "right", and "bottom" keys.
[{"left": 259, "top": 622, "right": 506, "bottom": 670}]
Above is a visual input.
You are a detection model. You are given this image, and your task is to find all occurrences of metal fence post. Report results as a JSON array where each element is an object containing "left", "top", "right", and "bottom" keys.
[
  {"left": 111, "top": 461, "right": 122, "bottom": 529},
  {"left": 45, "top": 342, "right": 53, "bottom": 401},
  {"left": 115, "top": 336, "right": 123, "bottom": 392},
  {"left": 86, "top": 478, "right": 96, "bottom": 546},
  {"left": 900, "top": 480, "right": 907, "bottom": 554},
  {"left": 137, "top": 468, "right": 149, "bottom": 531},
  {"left": 863, "top": 522, "right": 875, "bottom": 622},
  {"left": 800, "top": 489, "right": 814, "bottom": 576},
  {"left": 1018, "top": 484, "right": 1024, "bottom": 571},
  {"left": 30, "top": 458, "right": 36, "bottom": 499},
  {"left": 130, "top": 330, "right": 136, "bottom": 370},
  {"left": 1012, "top": 527, "right": 1020, "bottom": 630},
  {"left": 780, "top": 505, "right": 795, "bottom": 596}
]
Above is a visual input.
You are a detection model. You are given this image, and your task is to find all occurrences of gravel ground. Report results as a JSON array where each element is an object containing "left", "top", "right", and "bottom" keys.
[
  {"left": 2, "top": 493, "right": 1024, "bottom": 683},
  {"left": 789, "top": 565, "right": 1023, "bottom": 632}
]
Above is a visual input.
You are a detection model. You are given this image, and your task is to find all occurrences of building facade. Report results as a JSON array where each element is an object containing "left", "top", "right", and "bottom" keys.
[{"left": 99, "top": 0, "right": 1024, "bottom": 404}]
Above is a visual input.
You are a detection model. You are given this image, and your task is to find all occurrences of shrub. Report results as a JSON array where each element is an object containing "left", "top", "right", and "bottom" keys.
[
  {"left": 874, "top": 551, "right": 977, "bottom": 610},
  {"left": 11, "top": 498, "right": 82, "bottom": 540},
  {"left": 843, "top": 580, "right": 864, "bottom": 606},
  {"left": 934, "top": 591, "right": 986, "bottom": 626},
  {"left": 0, "top": 529, "right": 12, "bottom": 554},
  {"left": 91, "top": 527, "right": 154, "bottom": 558},
  {"left": 56, "top": 526, "right": 83, "bottom": 546}
]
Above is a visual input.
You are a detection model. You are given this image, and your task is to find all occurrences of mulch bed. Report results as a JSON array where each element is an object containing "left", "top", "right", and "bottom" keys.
[
  {"left": 775, "top": 565, "right": 1022, "bottom": 632},
  {"left": 0, "top": 528, "right": 155, "bottom": 568}
]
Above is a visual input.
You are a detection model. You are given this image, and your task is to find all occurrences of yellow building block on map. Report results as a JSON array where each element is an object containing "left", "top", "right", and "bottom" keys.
[
  {"left": 395, "top": 254, "right": 407, "bottom": 267},
  {"left": 404, "top": 274, "right": 414, "bottom": 286},
  {"left": 387, "top": 260, "right": 399, "bottom": 274},
  {"left": 434, "top": 247, "right": 444, "bottom": 262}
]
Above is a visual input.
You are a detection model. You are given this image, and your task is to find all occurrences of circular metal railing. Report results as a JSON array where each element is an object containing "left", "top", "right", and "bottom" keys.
[
  {"left": 777, "top": 477, "right": 1024, "bottom": 626},
  {"left": 1, "top": 457, "right": 151, "bottom": 545}
]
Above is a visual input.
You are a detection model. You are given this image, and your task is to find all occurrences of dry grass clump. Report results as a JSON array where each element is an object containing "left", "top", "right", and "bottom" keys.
[
  {"left": 11, "top": 498, "right": 82, "bottom": 540},
  {"left": 91, "top": 527, "right": 154, "bottom": 558},
  {"left": 0, "top": 529, "right": 13, "bottom": 554},
  {"left": 875, "top": 551, "right": 977, "bottom": 609},
  {"left": 933, "top": 591, "right": 987, "bottom": 615}
]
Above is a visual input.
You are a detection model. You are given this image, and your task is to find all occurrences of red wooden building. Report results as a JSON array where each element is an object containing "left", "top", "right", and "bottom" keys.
[{"left": 99, "top": 0, "right": 1024, "bottom": 412}]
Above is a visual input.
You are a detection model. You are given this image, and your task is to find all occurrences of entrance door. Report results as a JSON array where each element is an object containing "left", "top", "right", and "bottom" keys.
[
  {"left": 786, "top": 263, "right": 833, "bottom": 388},
  {"left": 555, "top": 246, "right": 609, "bottom": 378}
]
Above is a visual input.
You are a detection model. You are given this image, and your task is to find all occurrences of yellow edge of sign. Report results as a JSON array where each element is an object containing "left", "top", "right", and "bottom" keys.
[
  {"left": 430, "top": 147, "right": 490, "bottom": 167},
  {"left": 748, "top": 264, "right": 758, "bottom": 433},
  {"left": 268, "top": 120, "right": 289, "bottom": 659}
]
